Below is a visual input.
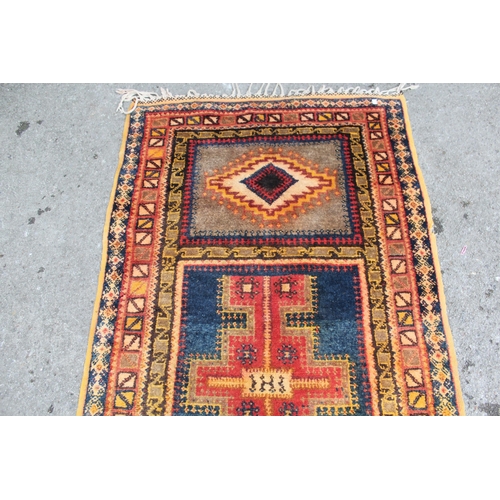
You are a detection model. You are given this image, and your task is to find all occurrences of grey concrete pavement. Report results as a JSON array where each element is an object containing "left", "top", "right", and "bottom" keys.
[{"left": 0, "top": 83, "right": 498, "bottom": 415}]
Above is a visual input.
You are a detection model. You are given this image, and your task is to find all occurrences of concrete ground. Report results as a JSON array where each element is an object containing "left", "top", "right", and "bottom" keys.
[{"left": 0, "top": 83, "right": 498, "bottom": 416}]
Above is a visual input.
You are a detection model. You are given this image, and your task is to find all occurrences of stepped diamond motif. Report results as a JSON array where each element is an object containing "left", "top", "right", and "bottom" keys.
[
  {"left": 241, "top": 163, "right": 298, "bottom": 205},
  {"left": 206, "top": 151, "right": 338, "bottom": 221}
]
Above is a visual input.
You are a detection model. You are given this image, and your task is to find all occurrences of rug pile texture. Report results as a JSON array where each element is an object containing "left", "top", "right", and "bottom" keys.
[{"left": 78, "top": 93, "right": 464, "bottom": 415}]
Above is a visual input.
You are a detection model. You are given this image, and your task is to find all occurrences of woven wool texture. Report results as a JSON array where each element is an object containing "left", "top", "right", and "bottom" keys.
[{"left": 78, "top": 94, "right": 464, "bottom": 416}]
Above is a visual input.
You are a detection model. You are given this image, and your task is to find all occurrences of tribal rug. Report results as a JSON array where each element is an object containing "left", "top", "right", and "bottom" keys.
[{"left": 78, "top": 92, "right": 464, "bottom": 416}]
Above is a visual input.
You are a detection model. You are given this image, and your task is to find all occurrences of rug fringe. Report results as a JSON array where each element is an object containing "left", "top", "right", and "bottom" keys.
[{"left": 116, "top": 83, "right": 419, "bottom": 114}]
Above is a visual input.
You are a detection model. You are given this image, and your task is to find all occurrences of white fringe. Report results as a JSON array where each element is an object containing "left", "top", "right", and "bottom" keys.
[{"left": 116, "top": 83, "right": 419, "bottom": 114}]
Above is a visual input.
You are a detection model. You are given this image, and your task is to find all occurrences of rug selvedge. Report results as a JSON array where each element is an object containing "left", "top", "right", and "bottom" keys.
[{"left": 79, "top": 96, "right": 464, "bottom": 416}]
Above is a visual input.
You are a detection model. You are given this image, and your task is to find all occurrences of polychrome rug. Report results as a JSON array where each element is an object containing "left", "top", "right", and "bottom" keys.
[{"left": 78, "top": 91, "right": 464, "bottom": 416}]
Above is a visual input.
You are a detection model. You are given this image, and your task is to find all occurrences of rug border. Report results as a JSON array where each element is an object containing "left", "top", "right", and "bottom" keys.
[
  {"left": 399, "top": 95, "right": 465, "bottom": 416},
  {"left": 77, "top": 94, "right": 465, "bottom": 415},
  {"left": 76, "top": 112, "right": 132, "bottom": 416}
]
